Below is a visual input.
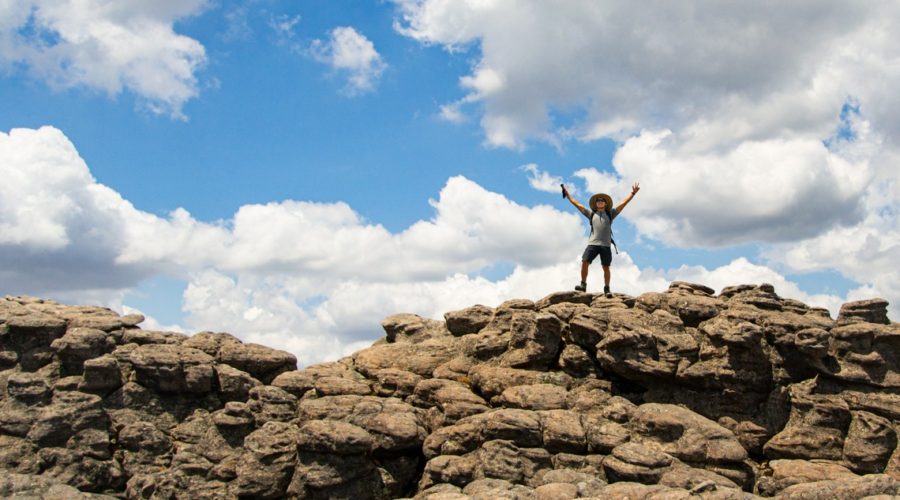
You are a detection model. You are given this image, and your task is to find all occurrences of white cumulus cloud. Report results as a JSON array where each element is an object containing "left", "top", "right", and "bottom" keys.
[
  {"left": 520, "top": 163, "right": 563, "bottom": 194},
  {"left": 1, "top": 125, "right": 884, "bottom": 366},
  {"left": 0, "top": 0, "right": 208, "bottom": 118},
  {"left": 311, "top": 26, "right": 386, "bottom": 95},
  {"left": 0, "top": 126, "right": 585, "bottom": 293},
  {"left": 393, "top": 1, "right": 899, "bottom": 310},
  {"left": 180, "top": 256, "right": 671, "bottom": 367},
  {"left": 393, "top": 1, "right": 900, "bottom": 148},
  {"left": 579, "top": 124, "right": 874, "bottom": 248}
]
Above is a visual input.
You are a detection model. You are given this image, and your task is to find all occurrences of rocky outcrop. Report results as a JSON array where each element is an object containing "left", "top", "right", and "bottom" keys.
[{"left": 1, "top": 283, "right": 899, "bottom": 499}]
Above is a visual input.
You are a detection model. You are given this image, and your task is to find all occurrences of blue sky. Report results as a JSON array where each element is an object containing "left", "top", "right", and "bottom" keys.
[{"left": 2, "top": 1, "right": 897, "bottom": 365}]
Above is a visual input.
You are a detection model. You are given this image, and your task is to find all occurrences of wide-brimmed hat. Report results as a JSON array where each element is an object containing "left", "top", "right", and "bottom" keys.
[{"left": 589, "top": 193, "right": 613, "bottom": 211}]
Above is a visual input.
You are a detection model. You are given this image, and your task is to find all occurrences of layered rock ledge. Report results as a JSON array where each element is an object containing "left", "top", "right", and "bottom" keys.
[{"left": 1, "top": 283, "right": 899, "bottom": 499}]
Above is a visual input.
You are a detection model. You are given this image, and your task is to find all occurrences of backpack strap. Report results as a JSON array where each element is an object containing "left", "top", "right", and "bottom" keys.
[{"left": 605, "top": 208, "right": 618, "bottom": 254}]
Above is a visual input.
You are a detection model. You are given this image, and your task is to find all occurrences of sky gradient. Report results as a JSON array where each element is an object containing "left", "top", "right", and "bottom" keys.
[{"left": 2, "top": 1, "right": 898, "bottom": 366}]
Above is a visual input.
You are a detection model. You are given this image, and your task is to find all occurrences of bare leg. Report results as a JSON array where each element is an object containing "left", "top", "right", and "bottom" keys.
[
  {"left": 603, "top": 265, "right": 611, "bottom": 287},
  {"left": 581, "top": 261, "right": 589, "bottom": 282}
]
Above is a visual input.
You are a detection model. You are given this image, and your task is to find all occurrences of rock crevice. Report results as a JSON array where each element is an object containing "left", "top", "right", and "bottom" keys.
[{"left": 1, "top": 283, "right": 899, "bottom": 499}]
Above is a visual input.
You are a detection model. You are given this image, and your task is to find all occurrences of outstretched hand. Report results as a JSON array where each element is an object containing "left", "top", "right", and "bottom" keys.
[{"left": 615, "top": 182, "right": 641, "bottom": 213}]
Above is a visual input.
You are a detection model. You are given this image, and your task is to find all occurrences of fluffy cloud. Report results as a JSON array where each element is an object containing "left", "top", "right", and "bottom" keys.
[
  {"left": 575, "top": 123, "right": 874, "bottom": 248},
  {"left": 393, "top": 1, "right": 898, "bottom": 316},
  {"left": 179, "top": 251, "right": 861, "bottom": 366},
  {"left": 0, "top": 125, "right": 879, "bottom": 366},
  {"left": 0, "top": 126, "right": 236, "bottom": 289},
  {"left": 0, "top": 127, "right": 159, "bottom": 291},
  {"left": 569, "top": 111, "right": 898, "bottom": 316},
  {"left": 1, "top": 126, "right": 592, "bottom": 364},
  {"left": 520, "top": 163, "right": 563, "bottom": 194},
  {"left": 392, "top": 1, "right": 898, "bottom": 236},
  {"left": 214, "top": 175, "right": 585, "bottom": 279},
  {"left": 439, "top": 102, "right": 467, "bottom": 124},
  {"left": 764, "top": 164, "right": 900, "bottom": 318},
  {"left": 0, "top": 126, "right": 583, "bottom": 290},
  {"left": 180, "top": 256, "right": 670, "bottom": 366},
  {"left": 311, "top": 26, "right": 386, "bottom": 95},
  {"left": 0, "top": 0, "right": 208, "bottom": 117},
  {"left": 394, "top": 1, "right": 900, "bottom": 148}
]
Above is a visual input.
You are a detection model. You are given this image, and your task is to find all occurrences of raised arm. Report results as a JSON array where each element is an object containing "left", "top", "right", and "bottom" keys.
[
  {"left": 562, "top": 185, "right": 587, "bottom": 213},
  {"left": 615, "top": 182, "right": 641, "bottom": 213}
]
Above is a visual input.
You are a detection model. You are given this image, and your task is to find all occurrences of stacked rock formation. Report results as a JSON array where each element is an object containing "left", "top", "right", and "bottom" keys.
[{"left": 1, "top": 283, "right": 899, "bottom": 499}]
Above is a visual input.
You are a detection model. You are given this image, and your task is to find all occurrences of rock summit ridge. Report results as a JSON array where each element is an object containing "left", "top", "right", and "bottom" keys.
[{"left": 1, "top": 282, "right": 900, "bottom": 499}]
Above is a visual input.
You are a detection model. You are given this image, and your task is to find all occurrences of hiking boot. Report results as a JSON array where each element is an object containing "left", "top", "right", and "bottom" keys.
[
  {"left": 604, "top": 286, "right": 612, "bottom": 298},
  {"left": 575, "top": 282, "right": 586, "bottom": 292}
]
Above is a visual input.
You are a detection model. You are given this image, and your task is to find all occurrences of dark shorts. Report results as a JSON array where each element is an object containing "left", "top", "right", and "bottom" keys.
[{"left": 582, "top": 245, "right": 612, "bottom": 266}]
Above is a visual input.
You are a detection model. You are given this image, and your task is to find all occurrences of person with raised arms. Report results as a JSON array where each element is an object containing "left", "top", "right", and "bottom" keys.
[{"left": 561, "top": 182, "right": 640, "bottom": 297}]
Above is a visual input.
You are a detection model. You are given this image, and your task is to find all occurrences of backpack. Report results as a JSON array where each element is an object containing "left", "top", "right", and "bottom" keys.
[{"left": 589, "top": 209, "right": 618, "bottom": 254}]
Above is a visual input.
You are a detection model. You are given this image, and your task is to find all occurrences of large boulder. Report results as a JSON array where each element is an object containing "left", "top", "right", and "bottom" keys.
[
  {"left": 637, "top": 282, "right": 723, "bottom": 327},
  {"left": 381, "top": 314, "right": 451, "bottom": 344},
  {"left": 602, "top": 442, "right": 675, "bottom": 484},
  {"left": 128, "top": 344, "right": 216, "bottom": 394},
  {"left": 498, "top": 312, "right": 564, "bottom": 371},
  {"left": 0, "top": 471, "right": 118, "bottom": 499},
  {"left": 468, "top": 365, "right": 572, "bottom": 402},
  {"left": 354, "top": 339, "right": 462, "bottom": 378},
  {"left": 0, "top": 307, "right": 67, "bottom": 371},
  {"left": 676, "top": 316, "right": 772, "bottom": 393},
  {"left": 497, "top": 384, "right": 568, "bottom": 411},
  {"left": 630, "top": 403, "right": 747, "bottom": 465},
  {"left": 756, "top": 459, "right": 859, "bottom": 496},
  {"left": 837, "top": 298, "right": 891, "bottom": 326},
  {"left": 595, "top": 308, "right": 698, "bottom": 385},
  {"left": 411, "top": 378, "right": 489, "bottom": 429},
  {"left": 183, "top": 332, "right": 296, "bottom": 384},
  {"left": 246, "top": 385, "right": 298, "bottom": 426},
  {"left": 444, "top": 305, "right": 494, "bottom": 336},
  {"left": 234, "top": 421, "right": 300, "bottom": 499},
  {"left": 813, "top": 322, "right": 900, "bottom": 388},
  {"left": 50, "top": 328, "right": 116, "bottom": 375},
  {"left": 777, "top": 473, "right": 900, "bottom": 498},
  {"left": 79, "top": 355, "right": 123, "bottom": 395}
]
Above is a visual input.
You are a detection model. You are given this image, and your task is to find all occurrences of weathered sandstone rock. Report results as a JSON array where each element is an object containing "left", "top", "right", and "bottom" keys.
[{"left": 0, "top": 285, "right": 896, "bottom": 498}]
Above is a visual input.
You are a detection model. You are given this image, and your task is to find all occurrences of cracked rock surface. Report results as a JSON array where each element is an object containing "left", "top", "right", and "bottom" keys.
[{"left": 1, "top": 282, "right": 899, "bottom": 499}]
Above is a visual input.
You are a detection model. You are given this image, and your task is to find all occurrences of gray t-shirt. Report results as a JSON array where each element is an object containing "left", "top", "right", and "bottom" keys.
[{"left": 579, "top": 206, "right": 617, "bottom": 246}]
